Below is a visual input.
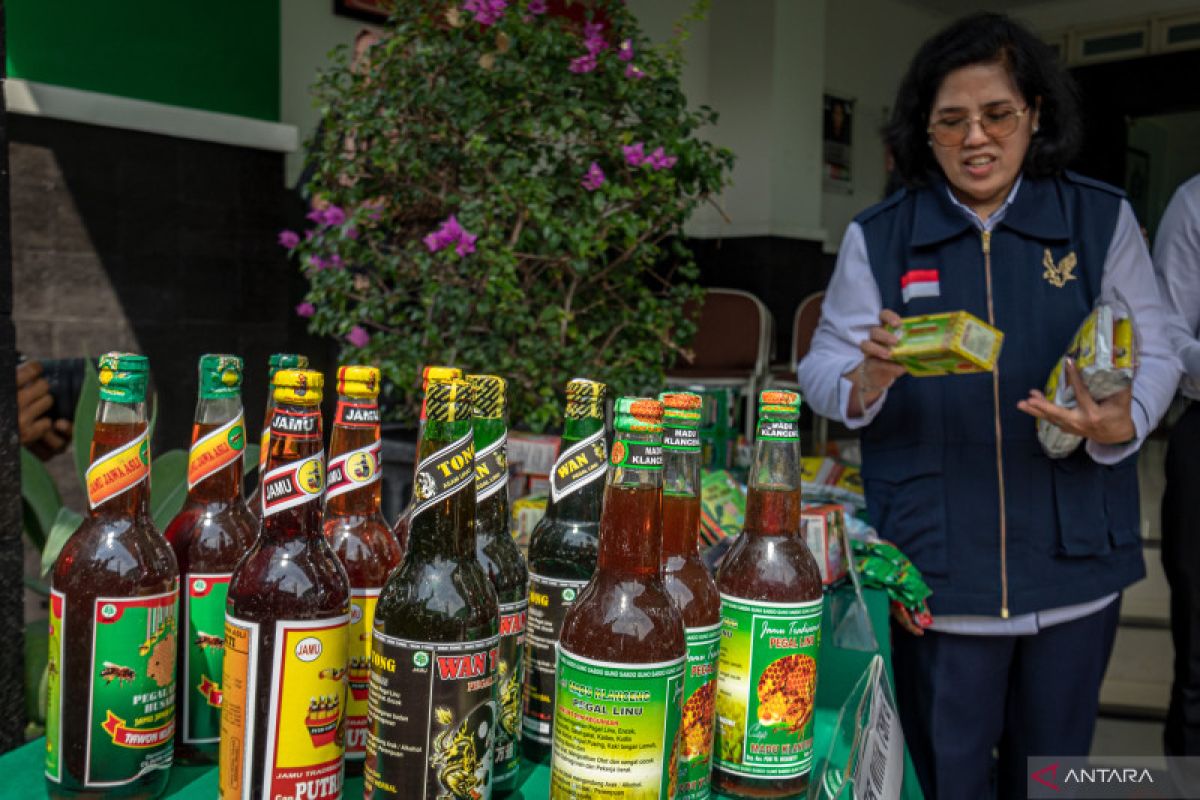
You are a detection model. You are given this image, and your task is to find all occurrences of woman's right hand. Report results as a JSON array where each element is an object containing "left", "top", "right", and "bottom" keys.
[{"left": 844, "top": 309, "right": 908, "bottom": 418}]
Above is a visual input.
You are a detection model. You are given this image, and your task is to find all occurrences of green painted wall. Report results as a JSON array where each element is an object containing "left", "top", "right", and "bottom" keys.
[{"left": 6, "top": 1, "right": 280, "bottom": 122}]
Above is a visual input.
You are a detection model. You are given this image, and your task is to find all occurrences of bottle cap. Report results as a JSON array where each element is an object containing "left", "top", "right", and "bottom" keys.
[
  {"left": 422, "top": 365, "right": 462, "bottom": 387},
  {"left": 268, "top": 353, "right": 309, "bottom": 381},
  {"left": 97, "top": 352, "right": 148, "bottom": 403},
  {"left": 565, "top": 378, "right": 606, "bottom": 420},
  {"left": 467, "top": 375, "right": 506, "bottom": 419},
  {"left": 759, "top": 389, "right": 801, "bottom": 419},
  {"left": 426, "top": 378, "right": 472, "bottom": 423},
  {"left": 658, "top": 391, "right": 703, "bottom": 428},
  {"left": 336, "top": 365, "right": 380, "bottom": 399},
  {"left": 273, "top": 369, "right": 324, "bottom": 406},
  {"left": 614, "top": 397, "right": 664, "bottom": 433},
  {"left": 199, "top": 354, "right": 243, "bottom": 400}
]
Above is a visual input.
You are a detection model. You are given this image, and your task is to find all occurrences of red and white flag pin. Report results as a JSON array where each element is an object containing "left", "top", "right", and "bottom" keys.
[{"left": 900, "top": 269, "right": 940, "bottom": 302}]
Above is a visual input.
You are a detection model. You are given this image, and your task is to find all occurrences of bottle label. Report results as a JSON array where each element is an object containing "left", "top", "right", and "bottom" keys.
[
  {"left": 474, "top": 435, "right": 509, "bottom": 503},
  {"left": 345, "top": 588, "right": 380, "bottom": 760},
  {"left": 549, "top": 430, "right": 607, "bottom": 502},
  {"left": 262, "top": 451, "right": 325, "bottom": 516},
  {"left": 550, "top": 648, "right": 686, "bottom": 799},
  {"left": 495, "top": 598, "right": 528, "bottom": 783},
  {"left": 715, "top": 594, "right": 823, "bottom": 780},
  {"left": 610, "top": 437, "right": 664, "bottom": 470},
  {"left": 45, "top": 587, "right": 179, "bottom": 788},
  {"left": 182, "top": 573, "right": 232, "bottom": 744},
  {"left": 364, "top": 631, "right": 500, "bottom": 800},
  {"left": 187, "top": 416, "right": 247, "bottom": 490},
  {"left": 664, "top": 425, "right": 702, "bottom": 453},
  {"left": 258, "top": 426, "right": 269, "bottom": 471},
  {"left": 326, "top": 442, "right": 382, "bottom": 501},
  {"left": 410, "top": 432, "right": 475, "bottom": 523},
  {"left": 678, "top": 623, "right": 722, "bottom": 800},
  {"left": 335, "top": 400, "right": 380, "bottom": 428},
  {"left": 85, "top": 429, "right": 150, "bottom": 510},
  {"left": 757, "top": 419, "right": 800, "bottom": 442},
  {"left": 522, "top": 572, "right": 588, "bottom": 745},
  {"left": 219, "top": 615, "right": 350, "bottom": 800},
  {"left": 270, "top": 408, "right": 321, "bottom": 439}
]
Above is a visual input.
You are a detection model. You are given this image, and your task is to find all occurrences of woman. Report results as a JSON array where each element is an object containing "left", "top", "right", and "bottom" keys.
[{"left": 798, "top": 13, "right": 1179, "bottom": 799}]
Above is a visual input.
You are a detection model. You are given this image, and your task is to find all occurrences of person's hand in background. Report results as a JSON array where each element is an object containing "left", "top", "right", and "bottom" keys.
[{"left": 17, "top": 360, "right": 73, "bottom": 460}]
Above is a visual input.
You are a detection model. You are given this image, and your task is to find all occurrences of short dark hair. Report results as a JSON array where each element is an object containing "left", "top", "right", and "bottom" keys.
[{"left": 885, "top": 12, "right": 1081, "bottom": 187}]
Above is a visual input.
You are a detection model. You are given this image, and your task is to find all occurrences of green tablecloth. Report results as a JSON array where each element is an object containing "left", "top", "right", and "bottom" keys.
[{"left": 2, "top": 586, "right": 922, "bottom": 799}]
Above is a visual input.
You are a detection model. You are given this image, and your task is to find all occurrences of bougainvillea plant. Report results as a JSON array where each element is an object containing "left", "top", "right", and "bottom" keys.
[{"left": 287, "top": 0, "right": 733, "bottom": 431}]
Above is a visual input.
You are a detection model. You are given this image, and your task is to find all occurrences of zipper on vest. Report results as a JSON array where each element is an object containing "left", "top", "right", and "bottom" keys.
[{"left": 981, "top": 230, "right": 1010, "bottom": 619}]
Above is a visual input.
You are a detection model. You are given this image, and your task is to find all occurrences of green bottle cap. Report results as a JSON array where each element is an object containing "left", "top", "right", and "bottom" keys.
[
  {"left": 758, "top": 389, "right": 801, "bottom": 419},
  {"left": 614, "top": 397, "right": 664, "bottom": 433},
  {"left": 467, "top": 374, "right": 506, "bottom": 419},
  {"left": 97, "top": 352, "right": 148, "bottom": 403},
  {"left": 267, "top": 353, "right": 308, "bottom": 381},
  {"left": 199, "top": 354, "right": 243, "bottom": 400},
  {"left": 658, "top": 391, "right": 703, "bottom": 428},
  {"left": 565, "top": 378, "right": 606, "bottom": 420},
  {"left": 426, "top": 378, "right": 472, "bottom": 423}
]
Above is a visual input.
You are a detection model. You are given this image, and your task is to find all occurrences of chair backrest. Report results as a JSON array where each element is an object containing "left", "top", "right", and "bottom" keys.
[
  {"left": 680, "top": 288, "right": 770, "bottom": 373},
  {"left": 791, "top": 291, "right": 826, "bottom": 368}
]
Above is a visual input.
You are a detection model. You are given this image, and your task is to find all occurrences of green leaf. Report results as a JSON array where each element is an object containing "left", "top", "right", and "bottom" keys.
[
  {"left": 19, "top": 448, "right": 60, "bottom": 551},
  {"left": 72, "top": 359, "right": 99, "bottom": 490},
  {"left": 149, "top": 449, "right": 189, "bottom": 531},
  {"left": 41, "top": 506, "right": 84, "bottom": 578}
]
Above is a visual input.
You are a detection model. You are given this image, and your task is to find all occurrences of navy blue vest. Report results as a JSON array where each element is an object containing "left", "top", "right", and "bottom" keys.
[{"left": 855, "top": 172, "right": 1144, "bottom": 616}]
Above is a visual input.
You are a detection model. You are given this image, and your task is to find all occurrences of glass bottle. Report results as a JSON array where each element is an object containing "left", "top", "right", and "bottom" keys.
[
  {"left": 550, "top": 398, "right": 686, "bottom": 800},
  {"left": 365, "top": 378, "right": 500, "bottom": 800},
  {"left": 219, "top": 369, "right": 351, "bottom": 800},
  {"left": 322, "top": 365, "right": 401, "bottom": 772},
  {"left": 46, "top": 353, "right": 179, "bottom": 799},
  {"left": 713, "top": 391, "right": 823, "bottom": 799},
  {"left": 660, "top": 391, "right": 722, "bottom": 800},
  {"left": 393, "top": 365, "right": 463, "bottom": 551},
  {"left": 467, "top": 374, "right": 529, "bottom": 793},
  {"left": 522, "top": 378, "right": 607, "bottom": 761},
  {"left": 248, "top": 353, "right": 308, "bottom": 520},
  {"left": 163, "top": 354, "right": 257, "bottom": 765}
]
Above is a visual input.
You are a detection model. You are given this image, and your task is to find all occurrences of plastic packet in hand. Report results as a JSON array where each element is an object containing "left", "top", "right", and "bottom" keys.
[{"left": 1038, "top": 300, "right": 1137, "bottom": 458}]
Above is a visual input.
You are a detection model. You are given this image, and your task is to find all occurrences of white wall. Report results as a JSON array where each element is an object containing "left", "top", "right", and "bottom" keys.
[{"left": 280, "top": 0, "right": 366, "bottom": 186}]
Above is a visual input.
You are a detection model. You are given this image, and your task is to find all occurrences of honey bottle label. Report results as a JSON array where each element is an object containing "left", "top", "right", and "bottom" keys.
[
  {"left": 182, "top": 573, "right": 232, "bottom": 744},
  {"left": 550, "top": 648, "right": 686, "bottom": 799},
  {"left": 364, "top": 632, "right": 500, "bottom": 799},
  {"left": 345, "top": 588, "right": 380, "bottom": 760},
  {"left": 549, "top": 430, "right": 607, "bottom": 503},
  {"left": 187, "top": 415, "right": 246, "bottom": 489},
  {"left": 218, "top": 615, "right": 350, "bottom": 800},
  {"left": 85, "top": 429, "right": 150, "bottom": 509},
  {"left": 522, "top": 572, "right": 588, "bottom": 746},
  {"left": 46, "top": 587, "right": 179, "bottom": 788},
  {"left": 714, "top": 595, "right": 823, "bottom": 780},
  {"left": 474, "top": 434, "right": 509, "bottom": 502},
  {"left": 494, "top": 599, "right": 529, "bottom": 784},
  {"left": 678, "top": 622, "right": 721, "bottom": 800},
  {"left": 326, "top": 442, "right": 382, "bottom": 500},
  {"left": 410, "top": 432, "right": 475, "bottom": 524}
]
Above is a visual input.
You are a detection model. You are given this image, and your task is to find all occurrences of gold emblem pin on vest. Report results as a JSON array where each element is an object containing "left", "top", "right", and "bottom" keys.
[{"left": 1042, "top": 249, "right": 1078, "bottom": 288}]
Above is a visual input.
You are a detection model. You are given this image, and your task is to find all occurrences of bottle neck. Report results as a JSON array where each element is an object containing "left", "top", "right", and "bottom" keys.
[
  {"left": 260, "top": 400, "right": 324, "bottom": 541},
  {"left": 661, "top": 425, "right": 701, "bottom": 559},
  {"left": 187, "top": 396, "right": 246, "bottom": 504},
  {"left": 326, "top": 394, "right": 382, "bottom": 516},
  {"left": 744, "top": 428, "right": 802, "bottom": 538},
  {"left": 544, "top": 414, "right": 606, "bottom": 522},
  {"left": 596, "top": 428, "right": 663, "bottom": 576},
  {"left": 473, "top": 416, "right": 509, "bottom": 542},
  {"left": 86, "top": 400, "right": 151, "bottom": 520},
  {"left": 407, "top": 417, "right": 477, "bottom": 561}
]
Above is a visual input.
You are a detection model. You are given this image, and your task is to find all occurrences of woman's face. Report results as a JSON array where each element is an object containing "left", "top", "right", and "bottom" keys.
[{"left": 928, "top": 61, "right": 1039, "bottom": 219}]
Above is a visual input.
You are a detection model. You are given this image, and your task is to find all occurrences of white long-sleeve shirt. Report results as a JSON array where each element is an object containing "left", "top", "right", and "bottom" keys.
[
  {"left": 798, "top": 180, "right": 1180, "bottom": 634},
  {"left": 1154, "top": 174, "right": 1200, "bottom": 401}
]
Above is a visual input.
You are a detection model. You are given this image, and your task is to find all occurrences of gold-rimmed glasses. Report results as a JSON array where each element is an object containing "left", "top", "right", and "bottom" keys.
[{"left": 927, "top": 106, "right": 1030, "bottom": 147}]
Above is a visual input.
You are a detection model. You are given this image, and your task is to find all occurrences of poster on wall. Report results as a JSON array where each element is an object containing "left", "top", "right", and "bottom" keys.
[
  {"left": 334, "top": 0, "right": 393, "bottom": 23},
  {"left": 823, "top": 94, "right": 854, "bottom": 195}
]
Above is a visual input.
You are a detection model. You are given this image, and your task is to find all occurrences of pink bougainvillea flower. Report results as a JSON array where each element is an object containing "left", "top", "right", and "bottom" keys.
[
  {"left": 308, "top": 255, "right": 329, "bottom": 271},
  {"left": 581, "top": 162, "right": 606, "bottom": 192},
  {"left": 347, "top": 326, "right": 371, "bottom": 348},
  {"left": 424, "top": 214, "right": 478, "bottom": 258},
  {"left": 647, "top": 147, "right": 678, "bottom": 170},
  {"left": 569, "top": 53, "right": 597, "bottom": 73},
  {"left": 344, "top": 226, "right": 359, "bottom": 240},
  {"left": 328, "top": 254, "right": 345, "bottom": 269},
  {"left": 306, "top": 208, "right": 325, "bottom": 224},
  {"left": 617, "top": 38, "right": 635, "bottom": 62},
  {"left": 455, "top": 231, "right": 478, "bottom": 256},
  {"left": 278, "top": 229, "right": 300, "bottom": 248},
  {"left": 623, "top": 142, "right": 647, "bottom": 167},
  {"left": 295, "top": 302, "right": 316, "bottom": 318},
  {"left": 624, "top": 63, "right": 646, "bottom": 80},
  {"left": 305, "top": 229, "right": 316, "bottom": 241},
  {"left": 526, "top": 0, "right": 546, "bottom": 13},
  {"left": 322, "top": 205, "right": 347, "bottom": 226},
  {"left": 464, "top": 0, "right": 507, "bottom": 26}
]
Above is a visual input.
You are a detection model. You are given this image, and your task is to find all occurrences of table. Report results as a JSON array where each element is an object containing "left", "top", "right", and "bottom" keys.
[{"left": 2, "top": 586, "right": 922, "bottom": 799}]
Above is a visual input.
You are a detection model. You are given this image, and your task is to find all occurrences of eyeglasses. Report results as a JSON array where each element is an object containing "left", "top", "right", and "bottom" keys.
[{"left": 927, "top": 106, "right": 1029, "bottom": 147}]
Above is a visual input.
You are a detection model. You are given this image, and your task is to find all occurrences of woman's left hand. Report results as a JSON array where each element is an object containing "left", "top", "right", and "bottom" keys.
[{"left": 1017, "top": 358, "right": 1137, "bottom": 445}]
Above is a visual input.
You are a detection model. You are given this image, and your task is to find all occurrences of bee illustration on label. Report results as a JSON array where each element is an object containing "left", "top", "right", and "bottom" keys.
[
  {"left": 432, "top": 703, "right": 494, "bottom": 800},
  {"left": 415, "top": 471, "right": 437, "bottom": 502},
  {"left": 194, "top": 631, "right": 224, "bottom": 650},
  {"left": 100, "top": 662, "right": 137, "bottom": 685}
]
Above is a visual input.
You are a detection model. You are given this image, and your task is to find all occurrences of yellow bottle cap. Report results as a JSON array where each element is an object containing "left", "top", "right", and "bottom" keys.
[{"left": 274, "top": 369, "right": 324, "bottom": 406}]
